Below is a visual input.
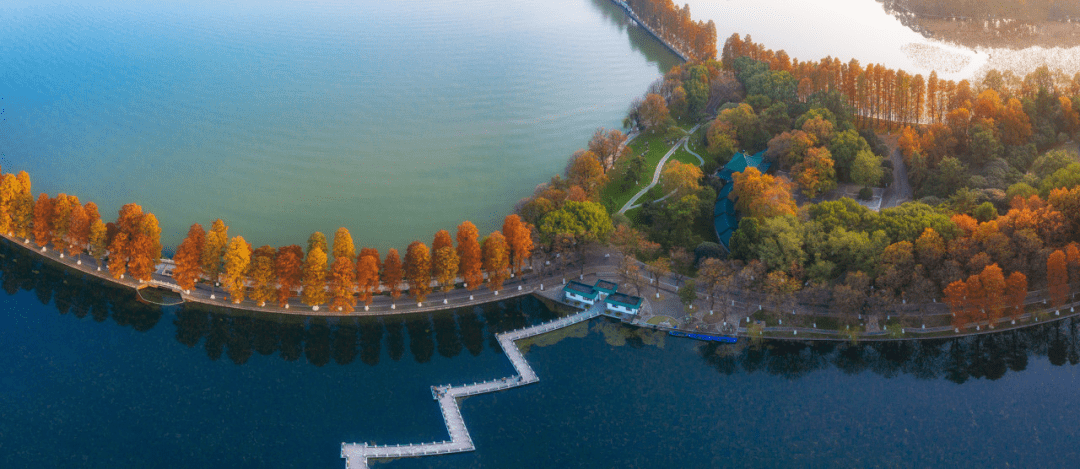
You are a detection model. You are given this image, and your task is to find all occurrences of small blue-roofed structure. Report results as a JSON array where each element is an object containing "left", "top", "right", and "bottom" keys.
[
  {"left": 593, "top": 279, "right": 618, "bottom": 300},
  {"left": 713, "top": 150, "right": 772, "bottom": 252},
  {"left": 563, "top": 281, "right": 599, "bottom": 306},
  {"left": 604, "top": 292, "right": 643, "bottom": 315}
]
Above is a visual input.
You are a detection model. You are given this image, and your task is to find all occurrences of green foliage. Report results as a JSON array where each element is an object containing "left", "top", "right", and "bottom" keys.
[
  {"left": 1005, "top": 182, "right": 1038, "bottom": 202},
  {"left": 808, "top": 198, "right": 876, "bottom": 233},
  {"left": 1032, "top": 149, "right": 1078, "bottom": 178},
  {"left": 922, "top": 156, "right": 967, "bottom": 198},
  {"left": 1004, "top": 144, "right": 1038, "bottom": 171},
  {"left": 538, "top": 201, "right": 614, "bottom": 246},
  {"left": 874, "top": 202, "right": 959, "bottom": 244},
  {"left": 745, "top": 70, "right": 797, "bottom": 105},
  {"left": 969, "top": 124, "right": 1004, "bottom": 166},
  {"left": 754, "top": 215, "right": 806, "bottom": 274},
  {"left": 827, "top": 129, "right": 870, "bottom": 182},
  {"left": 1039, "top": 162, "right": 1080, "bottom": 196},
  {"left": 857, "top": 187, "right": 873, "bottom": 200},
  {"left": 973, "top": 201, "right": 998, "bottom": 222},
  {"left": 678, "top": 279, "right": 697, "bottom": 307},
  {"left": 850, "top": 150, "right": 884, "bottom": 188},
  {"left": 728, "top": 217, "right": 760, "bottom": 261}
]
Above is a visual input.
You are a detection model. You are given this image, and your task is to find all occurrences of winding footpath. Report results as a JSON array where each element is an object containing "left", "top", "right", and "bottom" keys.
[
  {"left": 617, "top": 123, "right": 701, "bottom": 214},
  {"left": 341, "top": 305, "right": 604, "bottom": 468}
]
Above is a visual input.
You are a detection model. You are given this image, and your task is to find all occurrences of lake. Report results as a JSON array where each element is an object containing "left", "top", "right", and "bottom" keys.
[
  {"left": 0, "top": 0, "right": 679, "bottom": 251},
  {"left": 3, "top": 238, "right": 1080, "bottom": 468}
]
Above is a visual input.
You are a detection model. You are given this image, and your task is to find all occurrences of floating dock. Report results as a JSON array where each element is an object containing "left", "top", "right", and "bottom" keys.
[{"left": 341, "top": 305, "right": 603, "bottom": 468}]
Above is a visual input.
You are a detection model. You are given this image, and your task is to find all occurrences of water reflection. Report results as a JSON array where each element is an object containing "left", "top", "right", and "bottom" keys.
[
  {"left": 0, "top": 238, "right": 565, "bottom": 367},
  {"left": 8, "top": 237, "right": 1080, "bottom": 384},
  {"left": 701, "top": 320, "right": 1080, "bottom": 383}
]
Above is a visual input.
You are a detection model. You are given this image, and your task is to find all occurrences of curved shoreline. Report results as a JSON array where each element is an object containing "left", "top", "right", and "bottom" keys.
[{"left": 9, "top": 228, "right": 1080, "bottom": 345}]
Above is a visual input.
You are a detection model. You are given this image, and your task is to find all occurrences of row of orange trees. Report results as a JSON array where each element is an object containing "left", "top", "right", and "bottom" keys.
[
  {"left": 943, "top": 244, "right": 1078, "bottom": 329},
  {"left": 721, "top": 33, "right": 1080, "bottom": 131},
  {"left": 624, "top": 0, "right": 717, "bottom": 62},
  {"left": 0, "top": 167, "right": 537, "bottom": 313},
  {"left": 169, "top": 215, "right": 534, "bottom": 312},
  {"left": 0, "top": 167, "right": 163, "bottom": 283}
]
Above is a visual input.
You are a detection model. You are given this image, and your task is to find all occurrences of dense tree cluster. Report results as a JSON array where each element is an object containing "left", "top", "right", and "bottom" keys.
[
  {"left": 169, "top": 215, "right": 534, "bottom": 310},
  {"left": 623, "top": 0, "right": 717, "bottom": 61}
]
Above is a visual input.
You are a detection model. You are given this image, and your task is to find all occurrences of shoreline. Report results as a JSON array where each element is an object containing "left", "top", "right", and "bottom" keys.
[{"left": 10, "top": 227, "right": 1080, "bottom": 345}]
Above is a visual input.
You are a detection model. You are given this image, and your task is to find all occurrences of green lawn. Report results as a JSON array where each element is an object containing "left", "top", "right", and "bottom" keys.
[{"left": 600, "top": 127, "right": 691, "bottom": 212}]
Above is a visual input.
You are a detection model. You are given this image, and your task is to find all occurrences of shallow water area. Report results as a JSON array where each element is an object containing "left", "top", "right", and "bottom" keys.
[{"left": 0, "top": 0, "right": 679, "bottom": 250}]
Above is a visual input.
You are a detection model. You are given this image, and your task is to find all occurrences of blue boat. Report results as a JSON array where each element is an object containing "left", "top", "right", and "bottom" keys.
[{"left": 668, "top": 330, "right": 738, "bottom": 343}]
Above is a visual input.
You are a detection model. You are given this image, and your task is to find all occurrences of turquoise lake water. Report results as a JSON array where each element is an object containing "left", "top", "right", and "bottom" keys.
[
  {"left": 4, "top": 238, "right": 1080, "bottom": 468},
  {"left": 0, "top": 0, "right": 678, "bottom": 251}
]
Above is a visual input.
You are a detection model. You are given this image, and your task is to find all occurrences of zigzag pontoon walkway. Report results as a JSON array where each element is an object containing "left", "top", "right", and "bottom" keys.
[{"left": 341, "top": 306, "right": 603, "bottom": 468}]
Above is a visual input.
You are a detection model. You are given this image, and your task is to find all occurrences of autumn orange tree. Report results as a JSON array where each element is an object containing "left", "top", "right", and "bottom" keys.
[
  {"left": 502, "top": 214, "right": 533, "bottom": 275},
  {"left": 308, "top": 232, "right": 328, "bottom": 256},
  {"left": 355, "top": 252, "right": 380, "bottom": 307},
  {"left": 66, "top": 201, "right": 89, "bottom": 256},
  {"left": 980, "top": 264, "right": 1006, "bottom": 327},
  {"left": 456, "top": 221, "right": 483, "bottom": 290},
  {"left": 1048, "top": 249, "right": 1069, "bottom": 308},
  {"left": 731, "top": 167, "right": 797, "bottom": 220},
  {"left": 382, "top": 248, "right": 403, "bottom": 300},
  {"left": 50, "top": 194, "right": 75, "bottom": 251},
  {"left": 12, "top": 172, "right": 34, "bottom": 239},
  {"left": 566, "top": 151, "right": 607, "bottom": 200},
  {"left": 405, "top": 241, "right": 432, "bottom": 303},
  {"left": 173, "top": 224, "right": 206, "bottom": 291},
  {"left": 107, "top": 231, "right": 129, "bottom": 279},
  {"left": 274, "top": 245, "right": 304, "bottom": 307},
  {"left": 301, "top": 246, "right": 328, "bottom": 307},
  {"left": 248, "top": 246, "right": 277, "bottom": 307},
  {"left": 127, "top": 212, "right": 161, "bottom": 281},
  {"left": 330, "top": 256, "right": 356, "bottom": 312},
  {"left": 481, "top": 232, "right": 510, "bottom": 292},
  {"left": 432, "top": 245, "right": 459, "bottom": 297},
  {"left": 1006, "top": 271, "right": 1028, "bottom": 321},
  {"left": 202, "top": 219, "right": 228, "bottom": 287},
  {"left": 222, "top": 236, "right": 251, "bottom": 304},
  {"left": 0, "top": 173, "right": 17, "bottom": 233},
  {"left": 32, "top": 193, "right": 52, "bottom": 247}
]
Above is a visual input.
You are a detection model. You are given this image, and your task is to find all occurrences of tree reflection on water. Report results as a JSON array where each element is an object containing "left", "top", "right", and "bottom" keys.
[{"left": 6, "top": 237, "right": 1080, "bottom": 382}]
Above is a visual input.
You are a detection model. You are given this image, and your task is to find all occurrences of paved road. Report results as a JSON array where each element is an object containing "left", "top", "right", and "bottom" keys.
[{"left": 880, "top": 137, "right": 913, "bottom": 209}]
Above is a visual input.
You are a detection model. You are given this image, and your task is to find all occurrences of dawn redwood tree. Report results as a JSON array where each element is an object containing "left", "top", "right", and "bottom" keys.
[
  {"left": 32, "top": 193, "right": 53, "bottom": 248},
  {"left": 50, "top": 194, "right": 74, "bottom": 251},
  {"left": 433, "top": 245, "right": 459, "bottom": 296},
  {"left": 355, "top": 253, "right": 380, "bottom": 307},
  {"left": 274, "top": 245, "right": 304, "bottom": 307},
  {"left": 107, "top": 231, "right": 129, "bottom": 279},
  {"left": 456, "top": 221, "right": 483, "bottom": 290},
  {"left": 0, "top": 173, "right": 17, "bottom": 233},
  {"left": 13, "top": 171, "right": 34, "bottom": 239},
  {"left": 307, "top": 232, "right": 328, "bottom": 256},
  {"left": 173, "top": 224, "right": 207, "bottom": 291},
  {"left": 332, "top": 227, "right": 356, "bottom": 262},
  {"left": 330, "top": 257, "right": 357, "bottom": 313},
  {"left": 1048, "top": 250, "right": 1069, "bottom": 308},
  {"left": 1006, "top": 271, "right": 1028, "bottom": 321},
  {"left": 405, "top": 241, "right": 432, "bottom": 303},
  {"left": 248, "top": 246, "right": 277, "bottom": 307},
  {"left": 222, "top": 236, "right": 252, "bottom": 304},
  {"left": 88, "top": 219, "right": 107, "bottom": 266},
  {"left": 481, "top": 232, "right": 510, "bottom": 292},
  {"left": 202, "top": 219, "right": 228, "bottom": 287},
  {"left": 301, "top": 246, "right": 328, "bottom": 307},
  {"left": 66, "top": 202, "right": 89, "bottom": 256},
  {"left": 382, "top": 248, "right": 403, "bottom": 300},
  {"left": 502, "top": 214, "right": 533, "bottom": 276},
  {"left": 980, "top": 264, "right": 1006, "bottom": 327}
]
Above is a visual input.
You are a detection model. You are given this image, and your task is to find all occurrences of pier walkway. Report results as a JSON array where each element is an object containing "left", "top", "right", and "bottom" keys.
[{"left": 341, "top": 305, "right": 603, "bottom": 468}]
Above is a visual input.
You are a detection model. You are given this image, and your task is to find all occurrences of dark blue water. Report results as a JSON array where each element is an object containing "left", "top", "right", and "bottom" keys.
[{"left": 3, "top": 239, "right": 1080, "bottom": 468}]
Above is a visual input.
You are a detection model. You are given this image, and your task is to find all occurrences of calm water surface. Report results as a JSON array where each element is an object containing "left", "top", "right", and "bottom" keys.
[
  {"left": 3, "top": 240, "right": 1080, "bottom": 468},
  {"left": 0, "top": 0, "right": 678, "bottom": 250}
]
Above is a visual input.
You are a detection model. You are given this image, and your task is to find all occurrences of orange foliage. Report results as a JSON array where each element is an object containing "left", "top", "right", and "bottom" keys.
[
  {"left": 1006, "top": 271, "right": 1028, "bottom": 321},
  {"left": 382, "top": 248, "right": 403, "bottom": 300},
  {"left": 32, "top": 193, "right": 52, "bottom": 247},
  {"left": 980, "top": 264, "right": 1006, "bottom": 327},
  {"left": 950, "top": 213, "right": 978, "bottom": 238},
  {"left": 456, "top": 221, "right": 483, "bottom": 290},
  {"left": 502, "top": 214, "right": 533, "bottom": 275},
  {"left": 405, "top": 241, "right": 432, "bottom": 303},
  {"left": 274, "top": 245, "right": 304, "bottom": 307},
  {"left": 1048, "top": 250, "right": 1069, "bottom": 308},
  {"left": 173, "top": 224, "right": 206, "bottom": 291},
  {"left": 330, "top": 257, "right": 357, "bottom": 313},
  {"left": 481, "top": 231, "right": 510, "bottom": 292},
  {"left": 731, "top": 167, "right": 796, "bottom": 220},
  {"left": 355, "top": 253, "right": 380, "bottom": 307}
]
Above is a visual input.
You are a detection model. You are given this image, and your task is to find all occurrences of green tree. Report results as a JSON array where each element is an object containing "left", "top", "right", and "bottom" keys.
[{"left": 850, "top": 149, "right": 884, "bottom": 188}]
